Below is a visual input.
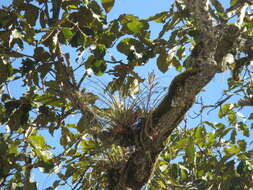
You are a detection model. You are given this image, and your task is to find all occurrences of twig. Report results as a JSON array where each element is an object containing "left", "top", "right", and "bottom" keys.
[
  {"left": 4, "top": 82, "right": 12, "bottom": 98},
  {"left": 104, "top": 60, "right": 125, "bottom": 64}
]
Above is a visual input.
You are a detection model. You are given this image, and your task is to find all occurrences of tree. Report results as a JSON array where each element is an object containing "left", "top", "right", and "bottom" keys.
[{"left": 0, "top": 0, "right": 253, "bottom": 189}]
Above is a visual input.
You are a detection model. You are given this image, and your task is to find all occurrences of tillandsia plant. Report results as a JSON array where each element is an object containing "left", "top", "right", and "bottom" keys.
[
  {"left": 90, "top": 73, "right": 164, "bottom": 147},
  {"left": 72, "top": 73, "right": 166, "bottom": 189}
]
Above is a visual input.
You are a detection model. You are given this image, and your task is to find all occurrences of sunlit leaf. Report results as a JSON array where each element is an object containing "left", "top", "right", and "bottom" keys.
[
  {"left": 28, "top": 136, "right": 47, "bottom": 150},
  {"left": 101, "top": 0, "right": 115, "bottom": 13},
  {"left": 224, "top": 145, "right": 240, "bottom": 155},
  {"left": 185, "top": 138, "right": 195, "bottom": 164},
  {"left": 8, "top": 142, "right": 19, "bottom": 155},
  {"left": 146, "top": 11, "right": 169, "bottom": 23},
  {"left": 230, "top": 0, "right": 239, "bottom": 6},
  {"left": 120, "top": 14, "right": 149, "bottom": 34},
  {"left": 218, "top": 104, "right": 232, "bottom": 118}
]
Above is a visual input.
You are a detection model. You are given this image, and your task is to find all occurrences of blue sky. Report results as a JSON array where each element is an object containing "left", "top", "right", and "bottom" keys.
[{"left": 0, "top": 0, "right": 253, "bottom": 189}]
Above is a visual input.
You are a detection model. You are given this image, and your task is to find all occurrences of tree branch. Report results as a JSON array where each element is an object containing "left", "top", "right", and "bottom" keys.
[{"left": 115, "top": 1, "right": 242, "bottom": 189}]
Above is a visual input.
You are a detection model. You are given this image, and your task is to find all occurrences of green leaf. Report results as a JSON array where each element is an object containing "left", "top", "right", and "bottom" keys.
[
  {"left": 230, "top": 129, "right": 237, "bottom": 143},
  {"left": 172, "top": 57, "right": 182, "bottom": 72},
  {"left": 195, "top": 126, "right": 206, "bottom": 146},
  {"left": 11, "top": 29, "right": 24, "bottom": 39},
  {"left": 101, "top": 0, "right": 115, "bottom": 13},
  {"left": 146, "top": 11, "right": 168, "bottom": 23},
  {"left": 93, "top": 44, "right": 106, "bottom": 59},
  {"left": 38, "top": 150, "right": 53, "bottom": 162},
  {"left": 34, "top": 47, "right": 50, "bottom": 62},
  {"left": 127, "top": 20, "right": 146, "bottom": 34},
  {"left": 207, "top": 132, "right": 216, "bottom": 145},
  {"left": 195, "top": 126, "right": 204, "bottom": 138},
  {"left": 37, "top": 160, "right": 55, "bottom": 173},
  {"left": 228, "top": 110, "right": 237, "bottom": 125},
  {"left": 230, "top": 0, "right": 239, "bottom": 6},
  {"left": 171, "top": 164, "right": 179, "bottom": 180},
  {"left": 27, "top": 182, "right": 37, "bottom": 190},
  {"left": 159, "top": 164, "right": 168, "bottom": 172},
  {"left": 35, "top": 93, "right": 64, "bottom": 107},
  {"left": 176, "top": 46, "right": 185, "bottom": 60},
  {"left": 181, "top": 168, "right": 188, "bottom": 180},
  {"left": 215, "top": 122, "right": 225, "bottom": 128},
  {"left": 237, "top": 161, "right": 247, "bottom": 176},
  {"left": 238, "top": 122, "right": 249, "bottom": 137},
  {"left": 218, "top": 104, "right": 231, "bottom": 118},
  {"left": 157, "top": 46, "right": 178, "bottom": 73},
  {"left": 175, "top": 138, "right": 188, "bottom": 149},
  {"left": 203, "top": 121, "right": 214, "bottom": 127},
  {"left": 24, "top": 4, "right": 39, "bottom": 26},
  {"left": 185, "top": 138, "right": 195, "bottom": 164},
  {"left": 61, "top": 27, "right": 74, "bottom": 42},
  {"left": 157, "top": 50, "right": 170, "bottom": 73},
  {"left": 7, "top": 103, "right": 31, "bottom": 131},
  {"left": 117, "top": 38, "right": 145, "bottom": 57},
  {"left": 53, "top": 180, "right": 61, "bottom": 188},
  {"left": 120, "top": 15, "right": 148, "bottom": 34},
  {"left": 0, "top": 141, "right": 8, "bottom": 155},
  {"left": 92, "top": 59, "right": 106, "bottom": 76},
  {"left": 77, "top": 115, "right": 91, "bottom": 133},
  {"left": 69, "top": 31, "right": 86, "bottom": 47},
  {"left": 237, "top": 140, "right": 246, "bottom": 152},
  {"left": 86, "top": 57, "right": 100, "bottom": 72},
  {"left": 28, "top": 136, "right": 47, "bottom": 150},
  {"left": 224, "top": 145, "right": 240, "bottom": 155},
  {"left": 248, "top": 113, "right": 253, "bottom": 120},
  {"left": 39, "top": 10, "right": 47, "bottom": 28},
  {"left": 8, "top": 142, "right": 19, "bottom": 155},
  {"left": 0, "top": 59, "right": 13, "bottom": 84},
  {"left": 80, "top": 139, "right": 97, "bottom": 153}
]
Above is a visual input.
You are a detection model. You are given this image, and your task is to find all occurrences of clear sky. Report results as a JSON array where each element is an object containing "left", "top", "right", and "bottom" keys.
[{"left": 0, "top": 0, "right": 252, "bottom": 189}]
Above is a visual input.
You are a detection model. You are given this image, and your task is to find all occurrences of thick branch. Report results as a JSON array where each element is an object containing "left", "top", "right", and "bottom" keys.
[
  {"left": 115, "top": 2, "right": 242, "bottom": 189},
  {"left": 239, "top": 36, "right": 253, "bottom": 56},
  {"left": 183, "top": 0, "right": 215, "bottom": 34}
]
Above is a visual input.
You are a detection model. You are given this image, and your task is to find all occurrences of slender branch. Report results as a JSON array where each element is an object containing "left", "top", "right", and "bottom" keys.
[
  {"left": 4, "top": 82, "right": 12, "bottom": 98},
  {"left": 225, "top": 0, "right": 249, "bottom": 16},
  {"left": 44, "top": 1, "right": 51, "bottom": 25},
  {"left": 24, "top": 155, "right": 32, "bottom": 189},
  {"left": 77, "top": 73, "right": 87, "bottom": 89},
  {"left": 74, "top": 63, "right": 85, "bottom": 72},
  {"left": 0, "top": 48, "right": 34, "bottom": 59},
  {"left": 52, "top": 0, "right": 62, "bottom": 21},
  {"left": 105, "top": 60, "right": 125, "bottom": 64}
]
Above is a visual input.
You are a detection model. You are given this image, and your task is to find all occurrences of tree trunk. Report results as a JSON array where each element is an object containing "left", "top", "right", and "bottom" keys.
[{"left": 112, "top": 0, "right": 242, "bottom": 188}]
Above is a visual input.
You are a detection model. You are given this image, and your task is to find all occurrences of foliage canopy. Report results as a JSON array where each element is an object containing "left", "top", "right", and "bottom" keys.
[{"left": 0, "top": 0, "right": 253, "bottom": 189}]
